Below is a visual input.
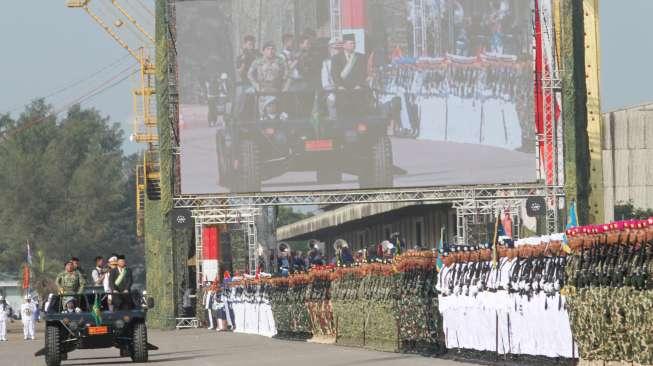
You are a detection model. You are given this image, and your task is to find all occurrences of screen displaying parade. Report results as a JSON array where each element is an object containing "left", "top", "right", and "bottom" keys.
[{"left": 176, "top": 0, "right": 536, "bottom": 194}]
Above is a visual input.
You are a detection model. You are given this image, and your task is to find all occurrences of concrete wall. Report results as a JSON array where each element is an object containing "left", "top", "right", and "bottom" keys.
[{"left": 602, "top": 102, "right": 653, "bottom": 221}]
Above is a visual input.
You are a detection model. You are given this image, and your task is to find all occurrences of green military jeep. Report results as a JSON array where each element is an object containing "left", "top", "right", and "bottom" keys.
[{"left": 35, "top": 287, "right": 157, "bottom": 366}]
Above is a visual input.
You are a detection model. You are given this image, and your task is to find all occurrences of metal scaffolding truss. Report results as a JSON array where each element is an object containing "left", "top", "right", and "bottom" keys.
[
  {"left": 174, "top": 184, "right": 565, "bottom": 208},
  {"left": 537, "top": 2, "right": 564, "bottom": 235},
  {"left": 191, "top": 207, "right": 261, "bottom": 225},
  {"left": 192, "top": 207, "right": 261, "bottom": 285},
  {"left": 453, "top": 198, "right": 525, "bottom": 245}
]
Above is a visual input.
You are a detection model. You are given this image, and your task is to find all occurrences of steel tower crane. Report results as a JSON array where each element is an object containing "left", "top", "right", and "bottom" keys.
[{"left": 66, "top": 0, "right": 159, "bottom": 237}]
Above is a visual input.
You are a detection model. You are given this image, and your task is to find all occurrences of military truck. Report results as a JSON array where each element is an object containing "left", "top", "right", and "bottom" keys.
[
  {"left": 214, "top": 88, "right": 402, "bottom": 192},
  {"left": 35, "top": 288, "right": 157, "bottom": 366}
]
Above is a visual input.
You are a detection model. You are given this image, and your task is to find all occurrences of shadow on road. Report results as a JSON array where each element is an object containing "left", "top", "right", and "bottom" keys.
[
  {"left": 62, "top": 351, "right": 217, "bottom": 366},
  {"left": 331, "top": 355, "right": 418, "bottom": 366}
]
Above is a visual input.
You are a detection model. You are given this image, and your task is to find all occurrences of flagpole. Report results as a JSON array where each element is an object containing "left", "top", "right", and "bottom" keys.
[
  {"left": 491, "top": 213, "right": 500, "bottom": 268},
  {"left": 27, "top": 240, "right": 31, "bottom": 296}
]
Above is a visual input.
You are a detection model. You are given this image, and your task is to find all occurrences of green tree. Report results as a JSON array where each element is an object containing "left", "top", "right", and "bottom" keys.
[
  {"left": 0, "top": 101, "right": 141, "bottom": 293},
  {"left": 276, "top": 206, "right": 313, "bottom": 227},
  {"left": 614, "top": 201, "right": 653, "bottom": 220}
]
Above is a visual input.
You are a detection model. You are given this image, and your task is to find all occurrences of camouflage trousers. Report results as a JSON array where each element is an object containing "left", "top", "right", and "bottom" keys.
[{"left": 567, "top": 287, "right": 653, "bottom": 365}]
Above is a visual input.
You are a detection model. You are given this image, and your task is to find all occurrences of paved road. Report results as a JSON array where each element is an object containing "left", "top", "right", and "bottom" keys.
[
  {"left": 1, "top": 322, "right": 477, "bottom": 366},
  {"left": 178, "top": 104, "right": 535, "bottom": 194}
]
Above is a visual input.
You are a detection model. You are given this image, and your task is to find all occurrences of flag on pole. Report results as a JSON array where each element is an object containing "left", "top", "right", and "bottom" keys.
[
  {"left": 91, "top": 294, "right": 103, "bottom": 326},
  {"left": 561, "top": 200, "right": 578, "bottom": 254},
  {"left": 491, "top": 213, "right": 501, "bottom": 268},
  {"left": 22, "top": 264, "right": 30, "bottom": 289},
  {"left": 26, "top": 241, "right": 33, "bottom": 266},
  {"left": 566, "top": 200, "right": 578, "bottom": 229},
  {"left": 436, "top": 227, "right": 445, "bottom": 272}
]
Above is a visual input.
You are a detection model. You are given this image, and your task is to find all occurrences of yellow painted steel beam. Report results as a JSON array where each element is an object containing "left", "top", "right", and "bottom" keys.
[
  {"left": 110, "top": 0, "right": 155, "bottom": 44},
  {"left": 136, "top": 164, "right": 146, "bottom": 237},
  {"left": 583, "top": 0, "right": 605, "bottom": 223}
]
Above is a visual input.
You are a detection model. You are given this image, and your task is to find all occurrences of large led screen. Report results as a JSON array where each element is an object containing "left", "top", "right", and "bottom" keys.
[{"left": 177, "top": 0, "right": 535, "bottom": 194}]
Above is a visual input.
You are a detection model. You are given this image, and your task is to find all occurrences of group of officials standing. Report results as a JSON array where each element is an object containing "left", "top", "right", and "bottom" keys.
[
  {"left": 234, "top": 31, "right": 368, "bottom": 120},
  {"left": 0, "top": 255, "right": 133, "bottom": 343},
  {"left": 55, "top": 255, "right": 133, "bottom": 311}
]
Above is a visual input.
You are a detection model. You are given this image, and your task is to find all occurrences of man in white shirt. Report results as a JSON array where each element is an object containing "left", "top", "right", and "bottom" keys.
[
  {"left": 20, "top": 295, "right": 37, "bottom": 341},
  {"left": 91, "top": 256, "right": 108, "bottom": 286},
  {"left": 321, "top": 38, "right": 342, "bottom": 120},
  {"left": 103, "top": 256, "right": 119, "bottom": 311},
  {"left": 204, "top": 287, "right": 215, "bottom": 330},
  {"left": 0, "top": 295, "right": 11, "bottom": 341}
]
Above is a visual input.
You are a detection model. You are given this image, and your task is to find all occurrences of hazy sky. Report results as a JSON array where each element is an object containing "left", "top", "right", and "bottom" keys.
[
  {"left": 0, "top": 1, "right": 649, "bottom": 154},
  {"left": 600, "top": 0, "right": 653, "bottom": 111},
  {"left": 0, "top": 1, "right": 142, "bottom": 154}
]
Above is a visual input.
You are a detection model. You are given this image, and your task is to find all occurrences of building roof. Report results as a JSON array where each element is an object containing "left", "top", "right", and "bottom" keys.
[
  {"left": 0, "top": 272, "right": 19, "bottom": 287},
  {"left": 603, "top": 101, "right": 653, "bottom": 114},
  {"left": 277, "top": 201, "right": 417, "bottom": 240}
]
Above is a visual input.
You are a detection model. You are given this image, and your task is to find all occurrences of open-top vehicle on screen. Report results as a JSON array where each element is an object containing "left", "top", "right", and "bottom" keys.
[
  {"left": 213, "top": 85, "right": 403, "bottom": 193},
  {"left": 35, "top": 287, "right": 157, "bottom": 366}
]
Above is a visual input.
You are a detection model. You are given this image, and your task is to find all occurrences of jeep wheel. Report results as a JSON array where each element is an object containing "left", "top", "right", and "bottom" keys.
[
  {"left": 45, "top": 325, "right": 62, "bottom": 366},
  {"left": 237, "top": 139, "right": 261, "bottom": 192},
  {"left": 360, "top": 136, "right": 393, "bottom": 188},
  {"left": 131, "top": 322, "right": 148, "bottom": 363},
  {"left": 317, "top": 169, "right": 341, "bottom": 184}
]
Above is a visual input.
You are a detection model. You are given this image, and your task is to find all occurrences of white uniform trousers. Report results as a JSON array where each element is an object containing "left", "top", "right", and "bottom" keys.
[
  {"left": 0, "top": 320, "right": 6, "bottom": 341},
  {"left": 207, "top": 309, "right": 214, "bottom": 329},
  {"left": 22, "top": 318, "right": 35, "bottom": 340}
]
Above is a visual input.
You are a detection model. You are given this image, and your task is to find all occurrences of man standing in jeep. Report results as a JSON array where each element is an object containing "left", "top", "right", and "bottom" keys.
[
  {"left": 248, "top": 41, "right": 288, "bottom": 93},
  {"left": 109, "top": 255, "right": 133, "bottom": 310},
  {"left": 55, "top": 261, "right": 86, "bottom": 294},
  {"left": 331, "top": 34, "right": 367, "bottom": 91}
]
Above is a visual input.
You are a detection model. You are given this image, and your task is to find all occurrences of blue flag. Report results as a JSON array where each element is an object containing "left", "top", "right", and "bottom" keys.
[
  {"left": 436, "top": 227, "right": 445, "bottom": 272},
  {"left": 566, "top": 200, "right": 578, "bottom": 229},
  {"left": 561, "top": 200, "right": 578, "bottom": 254}
]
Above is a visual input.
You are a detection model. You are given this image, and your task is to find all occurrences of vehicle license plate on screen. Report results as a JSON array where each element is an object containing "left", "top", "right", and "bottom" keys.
[
  {"left": 88, "top": 326, "right": 109, "bottom": 335},
  {"left": 305, "top": 139, "right": 333, "bottom": 151}
]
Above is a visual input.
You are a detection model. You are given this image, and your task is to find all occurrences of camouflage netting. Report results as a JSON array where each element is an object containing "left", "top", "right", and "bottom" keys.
[
  {"left": 331, "top": 271, "right": 397, "bottom": 351},
  {"left": 329, "top": 261, "right": 444, "bottom": 354},
  {"left": 564, "top": 226, "right": 653, "bottom": 365},
  {"left": 567, "top": 287, "right": 653, "bottom": 365},
  {"left": 261, "top": 255, "right": 444, "bottom": 354},
  {"left": 268, "top": 279, "right": 312, "bottom": 339},
  {"left": 395, "top": 269, "right": 444, "bottom": 354},
  {"left": 305, "top": 274, "right": 335, "bottom": 339}
]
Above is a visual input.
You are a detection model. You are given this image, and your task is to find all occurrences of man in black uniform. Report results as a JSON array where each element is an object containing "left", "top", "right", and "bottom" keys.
[
  {"left": 109, "top": 255, "right": 133, "bottom": 310},
  {"left": 330, "top": 33, "right": 367, "bottom": 91},
  {"left": 330, "top": 33, "right": 368, "bottom": 118}
]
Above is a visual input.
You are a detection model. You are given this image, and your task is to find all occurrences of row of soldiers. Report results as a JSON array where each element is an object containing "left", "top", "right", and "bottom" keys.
[{"left": 0, "top": 294, "right": 41, "bottom": 341}]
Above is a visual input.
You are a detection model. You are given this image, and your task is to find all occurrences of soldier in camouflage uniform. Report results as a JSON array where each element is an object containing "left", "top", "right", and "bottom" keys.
[
  {"left": 55, "top": 261, "right": 86, "bottom": 294},
  {"left": 247, "top": 42, "right": 288, "bottom": 93}
]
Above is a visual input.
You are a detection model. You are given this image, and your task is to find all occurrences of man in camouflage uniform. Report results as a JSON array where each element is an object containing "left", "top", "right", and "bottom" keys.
[
  {"left": 248, "top": 42, "right": 288, "bottom": 93},
  {"left": 55, "top": 261, "right": 86, "bottom": 294}
]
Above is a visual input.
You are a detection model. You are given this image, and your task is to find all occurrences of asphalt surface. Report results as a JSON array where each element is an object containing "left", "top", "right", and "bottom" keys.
[
  {"left": 1, "top": 322, "right": 478, "bottom": 366},
  {"left": 178, "top": 104, "right": 536, "bottom": 194}
]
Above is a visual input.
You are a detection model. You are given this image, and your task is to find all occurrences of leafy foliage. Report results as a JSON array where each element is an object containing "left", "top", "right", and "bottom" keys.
[
  {"left": 0, "top": 101, "right": 141, "bottom": 292},
  {"left": 275, "top": 206, "right": 314, "bottom": 227},
  {"left": 614, "top": 201, "right": 653, "bottom": 220}
]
